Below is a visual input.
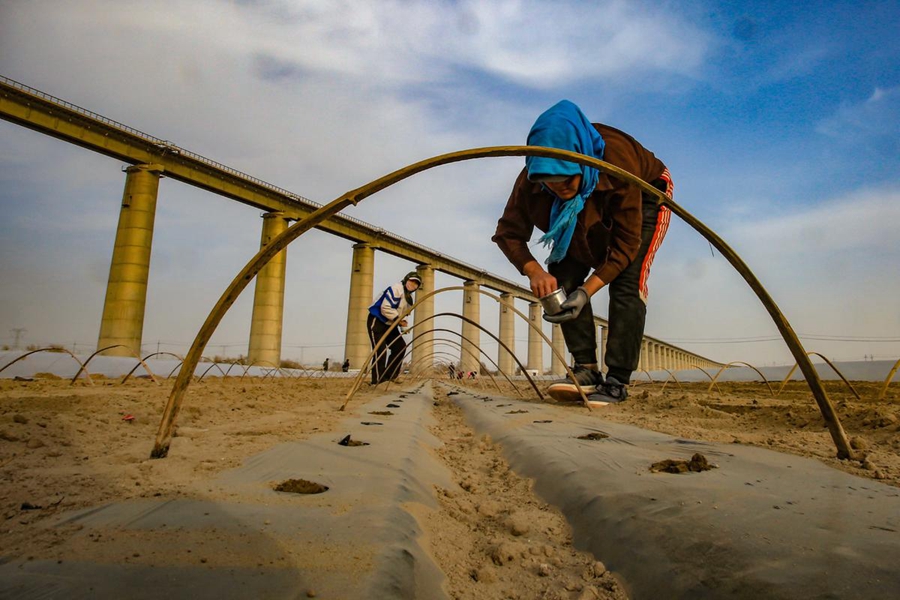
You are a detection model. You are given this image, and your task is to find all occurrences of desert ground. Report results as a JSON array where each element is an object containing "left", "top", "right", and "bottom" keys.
[{"left": 0, "top": 374, "right": 897, "bottom": 598}]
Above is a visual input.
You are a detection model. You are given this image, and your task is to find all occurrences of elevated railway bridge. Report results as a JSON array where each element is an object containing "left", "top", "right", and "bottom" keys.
[{"left": 0, "top": 75, "right": 718, "bottom": 376}]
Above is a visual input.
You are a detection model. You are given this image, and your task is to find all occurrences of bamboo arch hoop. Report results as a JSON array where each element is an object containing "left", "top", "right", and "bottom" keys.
[
  {"left": 691, "top": 366, "right": 722, "bottom": 394},
  {"left": 340, "top": 287, "right": 586, "bottom": 412},
  {"left": 347, "top": 307, "right": 527, "bottom": 399},
  {"left": 74, "top": 345, "right": 159, "bottom": 385},
  {"left": 196, "top": 361, "right": 229, "bottom": 382},
  {"left": 404, "top": 326, "right": 525, "bottom": 396},
  {"left": 404, "top": 355, "right": 457, "bottom": 383},
  {"left": 776, "top": 352, "right": 860, "bottom": 399},
  {"left": 399, "top": 348, "right": 496, "bottom": 393},
  {"left": 378, "top": 334, "right": 507, "bottom": 394},
  {"left": 403, "top": 354, "right": 455, "bottom": 382},
  {"left": 631, "top": 370, "right": 655, "bottom": 384},
  {"left": 151, "top": 145, "right": 853, "bottom": 460},
  {"left": 239, "top": 361, "right": 284, "bottom": 382},
  {"left": 658, "top": 369, "right": 684, "bottom": 391},
  {"left": 399, "top": 314, "right": 533, "bottom": 395},
  {"left": 0, "top": 347, "right": 93, "bottom": 383},
  {"left": 381, "top": 337, "right": 506, "bottom": 395},
  {"left": 121, "top": 351, "right": 185, "bottom": 384},
  {"left": 879, "top": 357, "right": 900, "bottom": 401},
  {"left": 707, "top": 361, "right": 775, "bottom": 396}
]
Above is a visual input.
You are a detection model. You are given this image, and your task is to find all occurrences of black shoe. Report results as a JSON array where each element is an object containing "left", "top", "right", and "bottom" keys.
[
  {"left": 546, "top": 365, "right": 603, "bottom": 402},
  {"left": 587, "top": 376, "right": 628, "bottom": 407}
]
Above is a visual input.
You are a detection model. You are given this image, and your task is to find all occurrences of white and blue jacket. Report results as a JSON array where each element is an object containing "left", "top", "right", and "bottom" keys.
[{"left": 368, "top": 283, "right": 409, "bottom": 324}]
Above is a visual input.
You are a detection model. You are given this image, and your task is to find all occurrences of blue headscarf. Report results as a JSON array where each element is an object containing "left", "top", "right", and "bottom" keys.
[{"left": 525, "top": 100, "right": 605, "bottom": 264}]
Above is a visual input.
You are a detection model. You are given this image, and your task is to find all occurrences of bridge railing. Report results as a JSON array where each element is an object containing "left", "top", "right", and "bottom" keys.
[{"left": 1, "top": 75, "right": 522, "bottom": 291}]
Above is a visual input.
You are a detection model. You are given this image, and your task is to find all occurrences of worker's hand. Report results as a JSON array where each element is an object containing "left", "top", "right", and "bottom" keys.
[
  {"left": 523, "top": 262, "right": 558, "bottom": 298},
  {"left": 399, "top": 319, "right": 408, "bottom": 327},
  {"left": 544, "top": 287, "right": 589, "bottom": 323}
]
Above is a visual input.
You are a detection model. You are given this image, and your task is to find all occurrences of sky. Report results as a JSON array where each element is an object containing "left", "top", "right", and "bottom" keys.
[{"left": 1, "top": 0, "right": 899, "bottom": 368}]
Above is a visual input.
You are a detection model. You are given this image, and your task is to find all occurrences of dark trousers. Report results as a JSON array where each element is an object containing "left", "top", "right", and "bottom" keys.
[
  {"left": 549, "top": 193, "right": 666, "bottom": 383},
  {"left": 367, "top": 314, "right": 407, "bottom": 384}
]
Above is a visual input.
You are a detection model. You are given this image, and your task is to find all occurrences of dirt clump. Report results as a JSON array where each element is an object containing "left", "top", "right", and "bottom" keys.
[
  {"left": 577, "top": 432, "right": 609, "bottom": 441},
  {"left": 650, "top": 453, "right": 716, "bottom": 474},
  {"left": 273, "top": 478, "right": 328, "bottom": 494}
]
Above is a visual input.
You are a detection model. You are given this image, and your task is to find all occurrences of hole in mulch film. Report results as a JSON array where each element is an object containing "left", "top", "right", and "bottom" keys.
[
  {"left": 273, "top": 479, "right": 329, "bottom": 494},
  {"left": 338, "top": 434, "right": 369, "bottom": 446},
  {"left": 369, "top": 411, "right": 394, "bottom": 416},
  {"left": 577, "top": 432, "right": 609, "bottom": 441}
]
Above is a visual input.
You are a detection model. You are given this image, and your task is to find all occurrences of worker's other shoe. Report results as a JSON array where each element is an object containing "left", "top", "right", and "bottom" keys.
[
  {"left": 586, "top": 376, "right": 629, "bottom": 407},
  {"left": 546, "top": 365, "right": 603, "bottom": 402}
]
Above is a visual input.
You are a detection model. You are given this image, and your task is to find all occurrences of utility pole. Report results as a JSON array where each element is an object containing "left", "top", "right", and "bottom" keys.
[{"left": 11, "top": 328, "right": 26, "bottom": 349}]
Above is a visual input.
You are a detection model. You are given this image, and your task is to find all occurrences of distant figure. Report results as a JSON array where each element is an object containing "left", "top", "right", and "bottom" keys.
[
  {"left": 323, "top": 358, "right": 330, "bottom": 372},
  {"left": 448, "top": 364, "right": 456, "bottom": 379},
  {"left": 342, "top": 358, "right": 350, "bottom": 372},
  {"left": 456, "top": 369, "right": 463, "bottom": 380},
  {"left": 368, "top": 271, "right": 422, "bottom": 384},
  {"left": 468, "top": 371, "right": 476, "bottom": 380}
]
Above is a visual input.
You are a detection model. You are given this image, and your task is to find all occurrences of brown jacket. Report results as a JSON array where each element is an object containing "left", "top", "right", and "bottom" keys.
[{"left": 492, "top": 123, "right": 666, "bottom": 285}]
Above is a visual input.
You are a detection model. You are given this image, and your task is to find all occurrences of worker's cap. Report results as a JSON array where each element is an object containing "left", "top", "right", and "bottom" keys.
[{"left": 403, "top": 272, "right": 423, "bottom": 286}]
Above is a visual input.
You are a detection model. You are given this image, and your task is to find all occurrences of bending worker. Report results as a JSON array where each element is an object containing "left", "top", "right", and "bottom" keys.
[
  {"left": 492, "top": 100, "right": 672, "bottom": 406},
  {"left": 367, "top": 271, "right": 422, "bottom": 384}
]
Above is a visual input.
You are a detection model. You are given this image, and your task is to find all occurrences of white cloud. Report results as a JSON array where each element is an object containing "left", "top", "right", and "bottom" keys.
[
  {"left": 728, "top": 186, "right": 900, "bottom": 257},
  {"left": 3, "top": 0, "right": 898, "bottom": 369},
  {"left": 817, "top": 86, "right": 900, "bottom": 142},
  {"left": 1, "top": 1, "right": 712, "bottom": 93},
  {"left": 643, "top": 186, "right": 900, "bottom": 365}
]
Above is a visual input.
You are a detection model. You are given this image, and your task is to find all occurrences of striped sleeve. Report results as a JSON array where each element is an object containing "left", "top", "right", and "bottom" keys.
[{"left": 379, "top": 283, "right": 403, "bottom": 320}]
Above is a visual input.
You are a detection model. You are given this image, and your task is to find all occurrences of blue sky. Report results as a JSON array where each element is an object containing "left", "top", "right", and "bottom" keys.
[{"left": 1, "top": 0, "right": 898, "bottom": 367}]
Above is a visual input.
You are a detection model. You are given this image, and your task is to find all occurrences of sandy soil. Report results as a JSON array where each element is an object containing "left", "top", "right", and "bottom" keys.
[
  {"left": 2, "top": 374, "right": 897, "bottom": 599},
  {"left": 419, "top": 393, "right": 628, "bottom": 600},
  {"left": 0, "top": 376, "right": 371, "bottom": 560}
]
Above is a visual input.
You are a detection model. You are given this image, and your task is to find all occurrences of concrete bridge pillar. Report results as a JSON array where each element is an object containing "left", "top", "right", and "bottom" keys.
[
  {"left": 248, "top": 211, "right": 289, "bottom": 367},
  {"left": 460, "top": 281, "right": 481, "bottom": 373},
  {"left": 527, "top": 302, "right": 543, "bottom": 374},
  {"left": 498, "top": 293, "right": 515, "bottom": 375},
  {"left": 97, "top": 164, "right": 163, "bottom": 356},
  {"left": 411, "top": 264, "right": 435, "bottom": 372},
  {"left": 640, "top": 339, "right": 648, "bottom": 371},
  {"left": 550, "top": 323, "right": 566, "bottom": 376},
  {"left": 343, "top": 243, "right": 374, "bottom": 372}
]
